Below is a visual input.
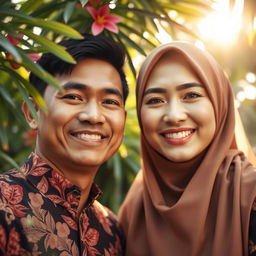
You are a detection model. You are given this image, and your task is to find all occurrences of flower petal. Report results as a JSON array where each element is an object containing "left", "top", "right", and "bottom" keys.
[
  {"left": 105, "top": 15, "right": 122, "bottom": 24},
  {"left": 86, "top": 6, "right": 97, "bottom": 19},
  {"left": 104, "top": 22, "right": 119, "bottom": 34},
  {"left": 92, "top": 22, "right": 104, "bottom": 35},
  {"left": 6, "top": 35, "right": 20, "bottom": 46},
  {"left": 27, "top": 53, "right": 40, "bottom": 62},
  {"left": 98, "top": 4, "right": 110, "bottom": 16}
]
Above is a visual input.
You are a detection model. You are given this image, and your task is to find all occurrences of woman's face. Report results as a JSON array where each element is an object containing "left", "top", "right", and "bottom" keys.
[{"left": 141, "top": 52, "right": 216, "bottom": 162}]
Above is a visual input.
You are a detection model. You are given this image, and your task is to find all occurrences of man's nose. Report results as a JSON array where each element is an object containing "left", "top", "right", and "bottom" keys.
[{"left": 78, "top": 101, "right": 105, "bottom": 124}]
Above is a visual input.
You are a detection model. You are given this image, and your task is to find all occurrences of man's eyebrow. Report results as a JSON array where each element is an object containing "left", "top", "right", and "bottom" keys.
[
  {"left": 104, "top": 88, "right": 123, "bottom": 99},
  {"left": 61, "top": 82, "right": 123, "bottom": 99},
  {"left": 62, "top": 82, "right": 87, "bottom": 91},
  {"left": 143, "top": 83, "right": 203, "bottom": 96}
]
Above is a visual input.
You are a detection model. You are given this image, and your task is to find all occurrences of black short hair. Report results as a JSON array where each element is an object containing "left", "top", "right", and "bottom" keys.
[{"left": 29, "top": 33, "right": 128, "bottom": 102}]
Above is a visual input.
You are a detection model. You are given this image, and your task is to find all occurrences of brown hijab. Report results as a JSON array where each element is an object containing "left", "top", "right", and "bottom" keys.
[{"left": 118, "top": 42, "right": 256, "bottom": 256}]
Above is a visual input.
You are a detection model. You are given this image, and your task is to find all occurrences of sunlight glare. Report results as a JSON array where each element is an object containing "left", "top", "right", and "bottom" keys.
[
  {"left": 246, "top": 72, "right": 256, "bottom": 83},
  {"left": 195, "top": 40, "right": 206, "bottom": 51},
  {"left": 197, "top": 0, "right": 244, "bottom": 46},
  {"left": 154, "top": 19, "right": 172, "bottom": 44}
]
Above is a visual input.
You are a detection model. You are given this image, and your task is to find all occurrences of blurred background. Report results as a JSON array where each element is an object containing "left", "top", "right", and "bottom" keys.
[{"left": 0, "top": 0, "right": 255, "bottom": 212}]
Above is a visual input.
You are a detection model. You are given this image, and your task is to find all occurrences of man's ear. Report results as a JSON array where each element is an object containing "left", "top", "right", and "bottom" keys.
[{"left": 22, "top": 98, "right": 39, "bottom": 130}]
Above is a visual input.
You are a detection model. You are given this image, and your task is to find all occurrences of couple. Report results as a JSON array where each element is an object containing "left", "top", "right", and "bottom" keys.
[{"left": 0, "top": 34, "right": 256, "bottom": 256}]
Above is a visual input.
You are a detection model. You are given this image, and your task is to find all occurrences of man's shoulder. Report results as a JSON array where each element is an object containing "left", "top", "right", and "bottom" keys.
[
  {"left": 93, "top": 200, "right": 116, "bottom": 216},
  {"left": 90, "top": 200, "right": 125, "bottom": 243},
  {"left": 0, "top": 168, "right": 27, "bottom": 208},
  {"left": 92, "top": 200, "right": 118, "bottom": 221},
  {"left": 0, "top": 168, "right": 25, "bottom": 184}
]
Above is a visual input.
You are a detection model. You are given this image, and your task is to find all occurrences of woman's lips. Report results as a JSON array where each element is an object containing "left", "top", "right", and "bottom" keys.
[{"left": 161, "top": 128, "right": 195, "bottom": 145}]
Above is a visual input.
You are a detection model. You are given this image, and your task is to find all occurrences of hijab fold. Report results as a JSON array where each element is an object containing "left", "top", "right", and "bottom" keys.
[{"left": 119, "top": 42, "right": 256, "bottom": 256}]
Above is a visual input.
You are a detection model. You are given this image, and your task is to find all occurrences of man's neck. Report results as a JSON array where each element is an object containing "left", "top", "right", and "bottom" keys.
[{"left": 34, "top": 151, "right": 98, "bottom": 215}]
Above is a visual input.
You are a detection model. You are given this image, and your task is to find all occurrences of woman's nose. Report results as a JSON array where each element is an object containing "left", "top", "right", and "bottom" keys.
[{"left": 163, "top": 99, "right": 187, "bottom": 124}]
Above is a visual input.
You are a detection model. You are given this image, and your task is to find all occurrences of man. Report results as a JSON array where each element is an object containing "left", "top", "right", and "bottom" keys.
[{"left": 0, "top": 34, "right": 128, "bottom": 255}]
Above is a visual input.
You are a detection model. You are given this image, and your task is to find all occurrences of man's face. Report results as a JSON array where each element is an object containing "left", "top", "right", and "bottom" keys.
[{"left": 34, "top": 58, "right": 126, "bottom": 173}]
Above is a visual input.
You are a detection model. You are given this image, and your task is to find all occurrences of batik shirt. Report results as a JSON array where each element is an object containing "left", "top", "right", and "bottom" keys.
[{"left": 0, "top": 153, "right": 124, "bottom": 256}]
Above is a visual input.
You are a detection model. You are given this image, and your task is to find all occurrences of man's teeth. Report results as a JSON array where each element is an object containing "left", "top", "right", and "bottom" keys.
[
  {"left": 75, "top": 133, "right": 102, "bottom": 140},
  {"left": 165, "top": 130, "right": 193, "bottom": 139}
]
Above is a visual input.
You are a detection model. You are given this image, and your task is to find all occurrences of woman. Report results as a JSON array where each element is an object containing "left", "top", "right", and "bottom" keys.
[{"left": 118, "top": 42, "right": 256, "bottom": 256}]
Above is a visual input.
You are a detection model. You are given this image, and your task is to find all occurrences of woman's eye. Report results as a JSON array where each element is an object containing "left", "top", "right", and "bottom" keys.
[
  {"left": 62, "top": 94, "right": 82, "bottom": 101},
  {"left": 103, "top": 99, "right": 120, "bottom": 106},
  {"left": 183, "top": 92, "right": 202, "bottom": 100},
  {"left": 145, "top": 98, "right": 164, "bottom": 105}
]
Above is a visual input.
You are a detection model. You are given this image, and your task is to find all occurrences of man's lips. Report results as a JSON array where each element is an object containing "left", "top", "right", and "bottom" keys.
[
  {"left": 160, "top": 128, "right": 196, "bottom": 145},
  {"left": 70, "top": 130, "right": 108, "bottom": 141}
]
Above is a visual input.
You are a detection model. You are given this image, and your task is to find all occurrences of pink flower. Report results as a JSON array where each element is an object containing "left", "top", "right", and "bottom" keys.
[
  {"left": 6, "top": 34, "right": 40, "bottom": 69},
  {"left": 6, "top": 34, "right": 21, "bottom": 46},
  {"left": 86, "top": 4, "right": 122, "bottom": 35},
  {"left": 27, "top": 53, "right": 40, "bottom": 62}
]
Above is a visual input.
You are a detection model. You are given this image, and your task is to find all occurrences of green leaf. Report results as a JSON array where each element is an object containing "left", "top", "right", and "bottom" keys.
[
  {"left": 0, "top": 100, "right": 9, "bottom": 127},
  {"left": 20, "top": 28, "right": 76, "bottom": 64},
  {"left": 19, "top": 0, "right": 44, "bottom": 14},
  {"left": 114, "top": 34, "right": 137, "bottom": 78},
  {"left": 0, "top": 34, "right": 22, "bottom": 62},
  {"left": 118, "top": 30, "right": 147, "bottom": 56},
  {"left": 63, "top": 2, "right": 77, "bottom": 23},
  {"left": 80, "top": 0, "right": 88, "bottom": 7},
  {"left": 112, "top": 153, "right": 123, "bottom": 210},
  {"left": 0, "top": 86, "right": 16, "bottom": 108},
  {"left": 161, "top": 3, "right": 210, "bottom": 18},
  {"left": 0, "top": 8, "right": 34, "bottom": 20},
  {"left": 5, "top": 8, "right": 83, "bottom": 39},
  {"left": 118, "top": 23, "right": 157, "bottom": 48},
  {"left": 16, "top": 49, "right": 62, "bottom": 91},
  {"left": 31, "top": 18, "right": 83, "bottom": 39},
  {"left": 125, "top": 48, "right": 137, "bottom": 78},
  {"left": 0, "top": 66, "right": 46, "bottom": 111},
  {"left": 16, "top": 82, "right": 38, "bottom": 121},
  {"left": 0, "top": 150, "right": 19, "bottom": 169},
  {"left": 123, "top": 156, "right": 140, "bottom": 174},
  {"left": 30, "top": 1, "right": 63, "bottom": 15}
]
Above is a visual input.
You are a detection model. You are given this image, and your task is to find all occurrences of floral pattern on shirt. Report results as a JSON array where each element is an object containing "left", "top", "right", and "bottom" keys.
[{"left": 0, "top": 153, "right": 124, "bottom": 256}]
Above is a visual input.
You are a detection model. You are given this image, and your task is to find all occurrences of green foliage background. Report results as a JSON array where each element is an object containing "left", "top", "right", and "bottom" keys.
[{"left": 0, "top": 0, "right": 255, "bottom": 212}]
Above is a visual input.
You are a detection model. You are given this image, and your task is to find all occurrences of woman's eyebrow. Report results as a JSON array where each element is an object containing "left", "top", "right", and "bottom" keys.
[
  {"left": 176, "top": 82, "right": 203, "bottom": 91},
  {"left": 143, "top": 87, "right": 167, "bottom": 96},
  {"left": 143, "top": 83, "right": 203, "bottom": 96}
]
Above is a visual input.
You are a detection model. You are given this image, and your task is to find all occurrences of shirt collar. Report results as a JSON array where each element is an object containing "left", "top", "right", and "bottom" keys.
[{"left": 20, "top": 152, "right": 102, "bottom": 213}]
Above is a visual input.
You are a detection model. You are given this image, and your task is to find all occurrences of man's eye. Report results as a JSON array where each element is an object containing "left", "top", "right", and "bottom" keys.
[
  {"left": 103, "top": 99, "right": 120, "bottom": 106},
  {"left": 62, "top": 94, "right": 82, "bottom": 101},
  {"left": 183, "top": 92, "right": 202, "bottom": 100},
  {"left": 145, "top": 98, "right": 164, "bottom": 105}
]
